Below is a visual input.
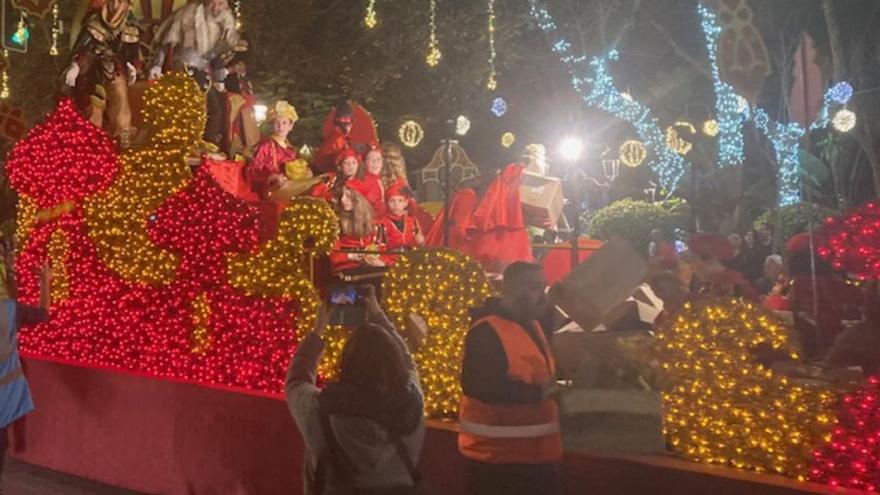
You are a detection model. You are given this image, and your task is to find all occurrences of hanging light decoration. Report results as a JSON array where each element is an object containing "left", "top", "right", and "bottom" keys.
[
  {"left": 233, "top": 0, "right": 242, "bottom": 31},
  {"left": 501, "top": 132, "right": 515, "bottom": 148},
  {"left": 11, "top": 11, "right": 29, "bottom": 46},
  {"left": 1, "top": 50, "right": 9, "bottom": 99},
  {"left": 491, "top": 96, "right": 507, "bottom": 117},
  {"left": 486, "top": 0, "right": 497, "bottom": 90},
  {"left": 364, "top": 0, "right": 378, "bottom": 28},
  {"left": 426, "top": 0, "right": 442, "bottom": 66},
  {"left": 702, "top": 119, "right": 720, "bottom": 137},
  {"left": 619, "top": 139, "right": 647, "bottom": 167},
  {"left": 48, "top": 2, "right": 60, "bottom": 56},
  {"left": 399, "top": 120, "right": 424, "bottom": 148},
  {"left": 832, "top": 109, "right": 856, "bottom": 133},
  {"left": 455, "top": 115, "right": 471, "bottom": 136},
  {"left": 665, "top": 121, "right": 696, "bottom": 155}
]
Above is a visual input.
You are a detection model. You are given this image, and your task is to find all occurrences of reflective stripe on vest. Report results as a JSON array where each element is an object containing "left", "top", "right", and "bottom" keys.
[
  {"left": 458, "top": 315, "right": 562, "bottom": 464},
  {"left": 459, "top": 418, "right": 559, "bottom": 438}
]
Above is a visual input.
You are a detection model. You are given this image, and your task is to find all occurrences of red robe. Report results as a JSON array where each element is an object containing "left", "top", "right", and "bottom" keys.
[
  {"left": 315, "top": 128, "right": 348, "bottom": 174},
  {"left": 244, "top": 138, "right": 297, "bottom": 199},
  {"left": 379, "top": 213, "right": 422, "bottom": 252},
  {"left": 362, "top": 172, "right": 385, "bottom": 217},
  {"left": 426, "top": 163, "right": 532, "bottom": 272},
  {"left": 329, "top": 226, "right": 387, "bottom": 273}
]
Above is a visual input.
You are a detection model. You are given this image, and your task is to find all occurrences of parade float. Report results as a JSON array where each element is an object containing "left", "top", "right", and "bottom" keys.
[{"left": 2, "top": 0, "right": 879, "bottom": 494}]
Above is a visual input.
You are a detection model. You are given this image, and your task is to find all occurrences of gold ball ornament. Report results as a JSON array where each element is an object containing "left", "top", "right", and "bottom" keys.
[
  {"left": 832, "top": 109, "right": 856, "bottom": 132},
  {"left": 619, "top": 139, "right": 647, "bottom": 167},
  {"left": 398, "top": 120, "right": 425, "bottom": 148},
  {"left": 702, "top": 119, "right": 720, "bottom": 137},
  {"left": 501, "top": 132, "right": 516, "bottom": 148}
]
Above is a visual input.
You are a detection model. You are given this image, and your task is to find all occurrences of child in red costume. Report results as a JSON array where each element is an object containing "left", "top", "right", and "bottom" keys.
[
  {"left": 309, "top": 148, "right": 361, "bottom": 204},
  {"left": 315, "top": 101, "right": 354, "bottom": 173},
  {"left": 244, "top": 101, "right": 298, "bottom": 199},
  {"left": 378, "top": 179, "right": 424, "bottom": 253},
  {"left": 329, "top": 184, "right": 388, "bottom": 273},
  {"left": 361, "top": 142, "right": 386, "bottom": 217}
]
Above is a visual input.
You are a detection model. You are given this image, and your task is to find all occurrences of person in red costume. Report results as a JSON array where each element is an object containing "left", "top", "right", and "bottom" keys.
[
  {"left": 329, "top": 184, "right": 388, "bottom": 274},
  {"left": 426, "top": 163, "right": 533, "bottom": 273},
  {"left": 309, "top": 148, "right": 361, "bottom": 204},
  {"left": 360, "top": 142, "right": 386, "bottom": 217},
  {"left": 685, "top": 233, "right": 759, "bottom": 300},
  {"left": 315, "top": 101, "right": 355, "bottom": 173},
  {"left": 378, "top": 179, "right": 424, "bottom": 253},
  {"left": 244, "top": 100, "right": 298, "bottom": 199}
]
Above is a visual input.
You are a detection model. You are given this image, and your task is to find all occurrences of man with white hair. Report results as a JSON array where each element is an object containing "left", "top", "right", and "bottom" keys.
[
  {"left": 756, "top": 254, "right": 784, "bottom": 296},
  {"left": 149, "top": 0, "right": 239, "bottom": 147}
]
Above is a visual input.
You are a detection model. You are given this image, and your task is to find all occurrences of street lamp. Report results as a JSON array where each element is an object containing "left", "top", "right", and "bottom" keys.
[{"left": 559, "top": 136, "right": 586, "bottom": 270}]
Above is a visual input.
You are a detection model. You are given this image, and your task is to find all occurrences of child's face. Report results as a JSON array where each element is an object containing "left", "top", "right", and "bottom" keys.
[{"left": 387, "top": 196, "right": 407, "bottom": 216}]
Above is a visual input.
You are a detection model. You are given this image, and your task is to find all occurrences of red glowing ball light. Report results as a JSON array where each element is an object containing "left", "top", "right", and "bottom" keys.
[
  {"left": 818, "top": 201, "right": 880, "bottom": 280},
  {"left": 809, "top": 376, "right": 880, "bottom": 491},
  {"left": 6, "top": 98, "right": 119, "bottom": 208}
]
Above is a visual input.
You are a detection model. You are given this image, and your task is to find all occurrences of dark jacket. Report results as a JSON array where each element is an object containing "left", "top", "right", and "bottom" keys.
[
  {"left": 285, "top": 311, "right": 425, "bottom": 495},
  {"left": 461, "top": 298, "right": 550, "bottom": 405}
]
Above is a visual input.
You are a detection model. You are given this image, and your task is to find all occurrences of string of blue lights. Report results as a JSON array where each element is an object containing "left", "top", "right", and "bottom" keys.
[{"left": 528, "top": 0, "right": 688, "bottom": 194}]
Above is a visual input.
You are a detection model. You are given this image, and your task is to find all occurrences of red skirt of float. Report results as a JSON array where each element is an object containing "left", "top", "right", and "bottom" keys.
[{"left": 11, "top": 357, "right": 842, "bottom": 495}]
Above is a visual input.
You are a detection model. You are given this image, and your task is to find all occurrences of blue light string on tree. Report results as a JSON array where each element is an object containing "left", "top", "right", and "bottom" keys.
[
  {"left": 528, "top": 0, "right": 688, "bottom": 193},
  {"left": 811, "top": 81, "right": 853, "bottom": 130},
  {"left": 698, "top": 3, "right": 748, "bottom": 168},
  {"left": 753, "top": 109, "right": 806, "bottom": 206}
]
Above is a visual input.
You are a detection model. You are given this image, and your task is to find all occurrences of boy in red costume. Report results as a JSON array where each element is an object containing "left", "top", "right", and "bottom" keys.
[
  {"left": 315, "top": 101, "right": 355, "bottom": 173},
  {"left": 379, "top": 179, "right": 424, "bottom": 253}
]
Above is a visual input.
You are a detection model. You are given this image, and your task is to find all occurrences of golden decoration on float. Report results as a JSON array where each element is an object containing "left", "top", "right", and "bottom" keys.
[{"left": 656, "top": 298, "right": 838, "bottom": 478}]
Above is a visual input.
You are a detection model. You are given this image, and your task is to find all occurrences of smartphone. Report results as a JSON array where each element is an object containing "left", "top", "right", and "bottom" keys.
[{"left": 328, "top": 285, "right": 366, "bottom": 326}]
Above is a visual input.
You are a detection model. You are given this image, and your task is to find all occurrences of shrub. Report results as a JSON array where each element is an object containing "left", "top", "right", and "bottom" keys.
[
  {"left": 753, "top": 203, "right": 837, "bottom": 247},
  {"left": 587, "top": 198, "right": 690, "bottom": 254}
]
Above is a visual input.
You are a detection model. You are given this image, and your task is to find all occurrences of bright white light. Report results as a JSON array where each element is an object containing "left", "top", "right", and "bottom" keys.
[
  {"left": 558, "top": 137, "right": 584, "bottom": 161},
  {"left": 254, "top": 104, "right": 268, "bottom": 123},
  {"left": 832, "top": 109, "right": 856, "bottom": 132},
  {"left": 455, "top": 115, "right": 471, "bottom": 136}
]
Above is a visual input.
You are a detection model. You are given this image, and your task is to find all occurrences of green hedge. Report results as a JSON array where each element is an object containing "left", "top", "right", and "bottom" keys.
[
  {"left": 753, "top": 203, "right": 837, "bottom": 246},
  {"left": 587, "top": 198, "right": 690, "bottom": 254}
]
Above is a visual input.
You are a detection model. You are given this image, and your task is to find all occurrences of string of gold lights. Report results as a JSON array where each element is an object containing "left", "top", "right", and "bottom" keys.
[
  {"left": 365, "top": 0, "right": 378, "bottom": 29},
  {"left": 486, "top": 0, "right": 497, "bottom": 90},
  {"left": 426, "top": 0, "right": 442, "bottom": 66}
]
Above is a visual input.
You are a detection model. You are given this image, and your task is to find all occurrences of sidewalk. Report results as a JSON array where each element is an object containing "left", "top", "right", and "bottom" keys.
[{"left": 2, "top": 458, "right": 141, "bottom": 495}]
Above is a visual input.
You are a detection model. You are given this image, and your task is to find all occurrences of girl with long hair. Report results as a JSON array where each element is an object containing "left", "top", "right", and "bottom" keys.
[{"left": 330, "top": 185, "right": 388, "bottom": 273}]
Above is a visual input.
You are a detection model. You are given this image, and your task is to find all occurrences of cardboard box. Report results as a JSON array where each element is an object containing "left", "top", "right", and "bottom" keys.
[
  {"left": 554, "top": 237, "right": 648, "bottom": 333},
  {"left": 520, "top": 172, "right": 565, "bottom": 227}
]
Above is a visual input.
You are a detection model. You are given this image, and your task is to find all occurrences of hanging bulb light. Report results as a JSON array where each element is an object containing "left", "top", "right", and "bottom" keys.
[
  {"left": 832, "top": 109, "right": 856, "bottom": 132},
  {"left": 49, "top": 3, "right": 60, "bottom": 56},
  {"left": 486, "top": 0, "right": 497, "bottom": 90},
  {"left": 365, "top": 0, "right": 378, "bottom": 28},
  {"left": 1, "top": 50, "right": 10, "bottom": 99},
  {"left": 426, "top": 0, "right": 442, "bottom": 66}
]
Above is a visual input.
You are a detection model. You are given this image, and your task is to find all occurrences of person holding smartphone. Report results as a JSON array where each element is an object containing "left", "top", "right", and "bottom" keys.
[{"left": 285, "top": 286, "right": 426, "bottom": 494}]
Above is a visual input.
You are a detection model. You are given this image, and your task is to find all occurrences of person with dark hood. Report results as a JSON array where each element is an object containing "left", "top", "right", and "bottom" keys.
[
  {"left": 315, "top": 100, "right": 356, "bottom": 173},
  {"left": 285, "top": 286, "right": 425, "bottom": 494},
  {"left": 458, "top": 262, "right": 562, "bottom": 495}
]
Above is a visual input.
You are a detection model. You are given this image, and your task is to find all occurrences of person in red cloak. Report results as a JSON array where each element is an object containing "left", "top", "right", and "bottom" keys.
[
  {"left": 425, "top": 163, "right": 533, "bottom": 273},
  {"left": 315, "top": 100, "right": 355, "bottom": 173},
  {"left": 378, "top": 178, "right": 424, "bottom": 253},
  {"left": 329, "top": 182, "right": 388, "bottom": 274},
  {"left": 243, "top": 101, "right": 298, "bottom": 199},
  {"left": 685, "top": 233, "right": 759, "bottom": 300},
  {"left": 309, "top": 148, "right": 361, "bottom": 204}
]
